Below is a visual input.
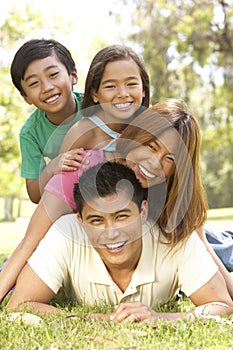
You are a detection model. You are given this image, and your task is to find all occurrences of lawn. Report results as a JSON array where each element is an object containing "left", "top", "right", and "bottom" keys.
[{"left": 0, "top": 207, "right": 232, "bottom": 349}]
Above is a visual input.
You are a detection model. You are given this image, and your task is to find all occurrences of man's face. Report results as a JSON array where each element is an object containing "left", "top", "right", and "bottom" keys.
[{"left": 77, "top": 192, "right": 147, "bottom": 270}]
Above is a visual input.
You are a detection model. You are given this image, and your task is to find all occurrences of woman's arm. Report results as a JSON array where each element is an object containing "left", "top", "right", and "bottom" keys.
[
  {"left": 0, "top": 191, "right": 72, "bottom": 303},
  {"left": 196, "top": 226, "right": 233, "bottom": 299}
]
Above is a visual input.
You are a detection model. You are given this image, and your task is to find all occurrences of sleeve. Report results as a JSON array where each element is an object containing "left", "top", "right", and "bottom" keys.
[
  {"left": 28, "top": 215, "right": 76, "bottom": 294},
  {"left": 20, "top": 133, "right": 46, "bottom": 179},
  {"left": 177, "top": 232, "right": 218, "bottom": 297},
  {"left": 44, "top": 150, "right": 105, "bottom": 210}
]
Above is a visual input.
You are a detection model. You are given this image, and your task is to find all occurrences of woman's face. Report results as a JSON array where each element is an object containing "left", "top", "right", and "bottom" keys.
[{"left": 125, "top": 128, "right": 179, "bottom": 188}]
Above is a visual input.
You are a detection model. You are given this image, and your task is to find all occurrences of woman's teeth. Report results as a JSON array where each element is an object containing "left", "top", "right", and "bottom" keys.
[{"left": 138, "top": 164, "right": 155, "bottom": 178}]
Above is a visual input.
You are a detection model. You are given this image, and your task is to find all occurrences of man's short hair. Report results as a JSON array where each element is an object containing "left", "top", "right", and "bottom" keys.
[{"left": 73, "top": 162, "right": 145, "bottom": 216}]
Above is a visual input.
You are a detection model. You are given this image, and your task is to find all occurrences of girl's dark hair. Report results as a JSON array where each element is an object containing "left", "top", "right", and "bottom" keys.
[
  {"left": 81, "top": 45, "right": 150, "bottom": 116},
  {"left": 11, "top": 39, "right": 76, "bottom": 96}
]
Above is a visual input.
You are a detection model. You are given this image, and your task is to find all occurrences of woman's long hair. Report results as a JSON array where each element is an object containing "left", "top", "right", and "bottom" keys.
[{"left": 117, "top": 98, "right": 208, "bottom": 246}]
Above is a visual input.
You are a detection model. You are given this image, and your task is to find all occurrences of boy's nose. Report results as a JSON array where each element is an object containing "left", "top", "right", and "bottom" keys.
[{"left": 41, "top": 80, "right": 54, "bottom": 93}]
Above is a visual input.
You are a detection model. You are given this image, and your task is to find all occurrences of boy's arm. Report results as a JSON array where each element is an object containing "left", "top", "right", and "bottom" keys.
[{"left": 26, "top": 148, "right": 88, "bottom": 203}]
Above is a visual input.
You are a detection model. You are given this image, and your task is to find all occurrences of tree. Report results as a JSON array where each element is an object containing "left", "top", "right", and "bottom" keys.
[{"left": 113, "top": 0, "right": 233, "bottom": 208}]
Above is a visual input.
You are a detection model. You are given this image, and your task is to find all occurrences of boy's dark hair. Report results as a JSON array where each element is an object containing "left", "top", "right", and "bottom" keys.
[
  {"left": 11, "top": 39, "right": 76, "bottom": 96},
  {"left": 81, "top": 44, "right": 150, "bottom": 116},
  {"left": 73, "top": 162, "right": 145, "bottom": 216}
]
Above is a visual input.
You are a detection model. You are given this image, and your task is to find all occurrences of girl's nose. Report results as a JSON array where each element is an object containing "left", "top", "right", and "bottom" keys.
[{"left": 117, "top": 86, "right": 129, "bottom": 98}]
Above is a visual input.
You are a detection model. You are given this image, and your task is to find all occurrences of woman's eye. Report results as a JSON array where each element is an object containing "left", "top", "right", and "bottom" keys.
[{"left": 147, "top": 143, "right": 156, "bottom": 151}]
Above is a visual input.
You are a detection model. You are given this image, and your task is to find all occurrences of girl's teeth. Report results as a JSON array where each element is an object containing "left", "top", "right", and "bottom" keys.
[{"left": 114, "top": 103, "right": 131, "bottom": 109}]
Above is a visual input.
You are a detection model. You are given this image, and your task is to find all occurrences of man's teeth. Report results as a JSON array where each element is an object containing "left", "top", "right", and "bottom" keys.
[
  {"left": 114, "top": 102, "right": 131, "bottom": 109},
  {"left": 138, "top": 164, "right": 155, "bottom": 178},
  {"left": 105, "top": 242, "right": 125, "bottom": 249},
  {"left": 45, "top": 95, "right": 59, "bottom": 103}
]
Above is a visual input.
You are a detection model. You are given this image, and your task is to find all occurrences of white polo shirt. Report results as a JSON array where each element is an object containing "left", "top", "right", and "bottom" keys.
[{"left": 28, "top": 214, "right": 218, "bottom": 307}]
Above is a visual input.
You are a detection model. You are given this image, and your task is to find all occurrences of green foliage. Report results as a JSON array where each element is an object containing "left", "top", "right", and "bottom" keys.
[{"left": 115, "top": 0, "right": 233, "bottom": 208}]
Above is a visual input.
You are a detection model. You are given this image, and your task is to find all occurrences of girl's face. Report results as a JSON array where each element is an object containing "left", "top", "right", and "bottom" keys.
[
  {"left": 125, "top": 128, "right": 179, "bottom": 188},
  {"left": 91, "top": 58, "right": 145, "bottom": 125}
]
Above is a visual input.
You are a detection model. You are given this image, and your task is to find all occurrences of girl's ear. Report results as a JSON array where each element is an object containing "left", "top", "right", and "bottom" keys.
[
  {"left": 140, "top": 200, "right": 148, "bottom": 224},
  {"left": 91, "top": 88, "right": 99, "bottom": 103}
]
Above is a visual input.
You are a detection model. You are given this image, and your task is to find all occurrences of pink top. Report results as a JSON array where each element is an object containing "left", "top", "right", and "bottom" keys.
[{"left": 45, "top": 150, "right": 105, "bottom": 211}]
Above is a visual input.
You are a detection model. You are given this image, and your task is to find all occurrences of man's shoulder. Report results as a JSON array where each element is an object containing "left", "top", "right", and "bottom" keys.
[{"left": 50, "top": 214, "right": 88, "bottom": 245}]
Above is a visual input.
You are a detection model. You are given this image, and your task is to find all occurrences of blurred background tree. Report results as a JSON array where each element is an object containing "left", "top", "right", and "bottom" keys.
[{"left": 0, "top": 0, "right": 232, "bottom": 220}]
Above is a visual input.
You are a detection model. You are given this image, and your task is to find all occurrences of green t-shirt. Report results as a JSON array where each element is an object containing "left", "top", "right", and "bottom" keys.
[{"left": 20, "top": 91, "right": 83, "bottom": 179}]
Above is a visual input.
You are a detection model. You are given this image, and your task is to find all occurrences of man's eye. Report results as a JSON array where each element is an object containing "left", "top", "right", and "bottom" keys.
[
  {"left": 116, "top": 214, "right": 129, "bottom": 221},
  {"left": 89, "top": 218, "right": 103, "bottom": 225}
]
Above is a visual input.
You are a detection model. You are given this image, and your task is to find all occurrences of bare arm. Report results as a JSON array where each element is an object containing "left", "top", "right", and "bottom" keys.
[
  {"left": 0, "top": 191, "right": 72, "bottom": 303},
  {"left": 108, "top": 271, "right": 233, "bottom": 323},
  {"left": 26, "top": 149, "right": 88, "bottom": 203},
  {"left": 6, "top": 264, "right": 58, "bottom": 314},
  {"left": 196, "top": 226, "right": 233, "bottom": 300}
]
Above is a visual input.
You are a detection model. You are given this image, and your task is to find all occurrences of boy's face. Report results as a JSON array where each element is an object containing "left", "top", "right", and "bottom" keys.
[
  {"left": 77, "top": 192, "right": 147, "bottom": 270},
  {"left": 21, "top": 54, "right": 78, "bottom": 122}
]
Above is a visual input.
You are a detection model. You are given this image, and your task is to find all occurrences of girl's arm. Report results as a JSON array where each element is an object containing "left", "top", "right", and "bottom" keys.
[
  {"left": 0, "top": 191, "right": 72, "bottom": 303},
  {"left": 196, "top": 226, "right": 233, "bottom": 300}
]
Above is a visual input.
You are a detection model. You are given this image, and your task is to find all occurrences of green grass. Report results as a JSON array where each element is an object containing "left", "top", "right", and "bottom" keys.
[{"left": 0, "top": 207, "right": 232, "bottom": 349}]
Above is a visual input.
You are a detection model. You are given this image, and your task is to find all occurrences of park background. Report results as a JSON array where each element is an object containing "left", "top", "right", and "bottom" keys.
[
  {"left": 0, "top": 0, "right": 233, "bottom": 241},
  {"left": 0, "top": 1, "right": 233, "bottom": 349}
]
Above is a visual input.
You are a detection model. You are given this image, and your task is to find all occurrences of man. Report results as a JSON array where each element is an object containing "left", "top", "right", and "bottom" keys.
[{"left": 7, "top": 162, "right": 233, "bottom": 322}]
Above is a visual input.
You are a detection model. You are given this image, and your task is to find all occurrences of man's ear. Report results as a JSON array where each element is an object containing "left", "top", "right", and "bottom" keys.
[
  {"left": 76, "top": 212, "right": 83, "bottom": 224},
  {"left": 91, "top": 88, "right": 99, "bottom": 103},
  {"left": 140, "top": 200, "right": 148, "bottom": 224}
]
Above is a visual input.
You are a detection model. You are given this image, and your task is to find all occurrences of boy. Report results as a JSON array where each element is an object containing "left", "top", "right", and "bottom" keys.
[
  {"left": 11, "top": 39, "right": 86, "bottom": 203},
  {"left": 7, "top": 162, "right": 233, "bottom": 321}
]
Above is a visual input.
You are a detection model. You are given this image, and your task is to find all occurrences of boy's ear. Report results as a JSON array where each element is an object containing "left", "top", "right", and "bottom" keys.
[
  {"left": 21, "top": 94, "right": 33, "bottom": 105},
  {"left": 140, "top": 200, "right": 148, "bottom": 224},
  {"left": 71, "top": 68, "right": 78, "bottom": 85},
  {"left": 91, "top": 88, "right": 99, "bottom": 103}
]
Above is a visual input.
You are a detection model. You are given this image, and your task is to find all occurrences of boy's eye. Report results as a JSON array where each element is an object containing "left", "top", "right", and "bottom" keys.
[
  {"left": 116, "top": 214, "right": 130, "bottom": 221},
  {"left": 89, "top": 218, "right": 103, "bottom": 225},
  {"left": 50, "top": 71, "right": 59, "bottom": 78},
  {"left": 28, "top": 80, "right": 39, "bottom": 87}
]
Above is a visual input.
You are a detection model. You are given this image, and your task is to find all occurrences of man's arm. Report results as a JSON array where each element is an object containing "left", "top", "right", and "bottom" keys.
[
  {"left": 109, "top": 271, "right": 233, "bottom": 323},
  {"left": 6, "top": 264, "right": 59, "bottom": 314}
]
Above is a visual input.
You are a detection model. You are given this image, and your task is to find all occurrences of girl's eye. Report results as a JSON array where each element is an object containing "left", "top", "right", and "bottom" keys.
[
  {"left": 127, "top": 81, "right": 139, "bottom": 86},
  {"left": 165, "top": 156, "right": 175, "bottom": 163},
  {"left": 104, "top": 85, "right": 115, "bottom": 89}
]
